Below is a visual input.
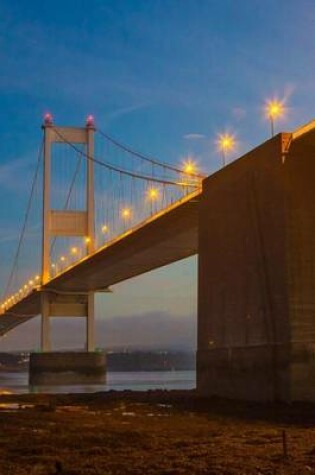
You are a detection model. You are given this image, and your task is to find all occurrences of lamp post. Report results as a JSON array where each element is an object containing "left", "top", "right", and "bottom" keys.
[
  {"left": 147, "top": 187, "right": 159, "bottom": 215},
  {"left": 182, "top": 158, "right": 198, "bottom": 191},
  {"left": 217, "top": 133, "right": 236, "bottom": 167},
  {"left": 121, "top": 207, "right": 132, "bottom": 231},
  {"left": 265, "top": 100, "right": 285, "bottom": 137},
  {"left": 183, "top": 159, "right": 197, "bottom": 175}
]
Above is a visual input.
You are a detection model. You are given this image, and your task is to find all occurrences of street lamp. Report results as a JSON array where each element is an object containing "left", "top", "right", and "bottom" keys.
[
  {"left": 121, "top": 208, "right": 131, "bottom": 219},
  {"left": 121, "top": 207, "right": 132, "bottom": 231},
  {"left": 147, "top": 187, "right": 159, "bottom": 200},
  {"left": 183, "top": 159, "right": 197, "bottom": 175},
  {"left": 146, "top": 187, "right": 160, "bottom": 215},
  {"left": 265, "top": 99, "right": 285, "bottom": 137},
  {"left": 217, "top": 133, "right": 236, "bottom": 167}
]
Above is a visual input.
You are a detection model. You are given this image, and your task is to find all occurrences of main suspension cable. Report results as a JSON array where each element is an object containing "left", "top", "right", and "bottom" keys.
[
  {"left": 97, "top": 127, "right": 204, "bottom": 179},
  {"left": 53, "top": 128, "right": 200, "bottom": 188}
]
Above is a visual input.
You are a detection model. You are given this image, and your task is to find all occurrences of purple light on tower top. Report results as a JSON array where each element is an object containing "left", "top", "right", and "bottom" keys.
[
  {"left": 86, "top": 114, "right": 95, "bottom": 128},
  {"left": 43, "top": 112, "right": 53, "bottom": 126}
]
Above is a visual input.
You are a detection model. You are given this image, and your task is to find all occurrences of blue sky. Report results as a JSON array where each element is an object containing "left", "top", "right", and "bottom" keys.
[{"left": 1, "top": 0, "right": 315, "bottom": 350}]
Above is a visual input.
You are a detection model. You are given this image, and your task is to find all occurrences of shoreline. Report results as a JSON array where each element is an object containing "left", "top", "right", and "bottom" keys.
[{"left": 1, "top": 388, "right": 315, "bottom": 423}]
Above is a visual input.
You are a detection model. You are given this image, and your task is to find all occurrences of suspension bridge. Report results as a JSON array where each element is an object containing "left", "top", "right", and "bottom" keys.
[
  {"left": 1, "top": 113, "right": 315, "bottom": 401},
  {"left": 0, "top": 114, "right": 203, "bottom": 383}
]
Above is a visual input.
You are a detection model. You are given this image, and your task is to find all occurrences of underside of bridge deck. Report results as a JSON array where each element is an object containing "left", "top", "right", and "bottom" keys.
[{"left": 0, "top": 192, "right": 199, "bottom": 336}]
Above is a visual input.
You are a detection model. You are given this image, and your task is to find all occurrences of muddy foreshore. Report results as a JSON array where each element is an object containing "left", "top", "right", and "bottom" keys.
[{"left": 0, "top": 390, "right": 314, "bottom": 474}]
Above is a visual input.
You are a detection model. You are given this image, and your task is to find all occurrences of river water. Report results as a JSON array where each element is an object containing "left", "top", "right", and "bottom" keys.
[{"left": 0, "top": 370, "right": 196, "bottom": 394}]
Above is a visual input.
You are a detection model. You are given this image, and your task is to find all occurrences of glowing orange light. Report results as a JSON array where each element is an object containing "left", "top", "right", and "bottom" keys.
[
  {"left": 265, "top": 99, "right": 285, "bottom": 120},
  {"left": 60, "top": 256, "right": 66, "bottom": 262},
  {"left": 121, "top": 208, "right": 131, "bottom": 219},
  {"left": 265, "top": 98, "right": 286, "bottom": 136},
  {"left": 35, "top": 275, "right": 40, "bottom": 281},
  {"left": 84, "top": 236, "right": 91, "bottom": 245},
  {"left": 71, "top": 246, "right": 78, "bottom": 255},
  {"left": 217, "top": 133, "right": 236, "bottom": 153},
  {"left": 102, "top": 225, "right": 109, "bottom": 233},
  {"left": 183, "top": 159, "right": 197, "bottom": 175},
  {"left": 216, "top": 133, "right": 237, "bottom": 167},
  {"left": 147, "top": 188, "right": 159, "bottom": 200}
]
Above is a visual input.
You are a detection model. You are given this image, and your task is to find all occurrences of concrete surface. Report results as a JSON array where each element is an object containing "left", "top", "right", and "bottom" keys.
[
  {"left": 29, "top": 351, "right": 106, "bottom": 385},
  {"left": 198, "top": 129, "right": 315, "bottom": 402}
]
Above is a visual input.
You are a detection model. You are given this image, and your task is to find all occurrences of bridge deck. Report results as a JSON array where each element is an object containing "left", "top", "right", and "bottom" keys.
[{"left": 0, "top": 191, "right": 200, "bottom": 336}]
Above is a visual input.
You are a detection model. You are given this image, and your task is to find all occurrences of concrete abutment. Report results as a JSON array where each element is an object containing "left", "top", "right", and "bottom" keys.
[{"left": 197, "top": 131, "right": 315, "bottom": 402}]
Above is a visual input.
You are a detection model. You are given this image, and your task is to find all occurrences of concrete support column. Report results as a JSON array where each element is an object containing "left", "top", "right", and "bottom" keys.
[
  {"left": 41, "top": 292, "right": 51, "bottom": 352},
  {"left": 87, "top": 292, "right": 95, "bottom": 352}
]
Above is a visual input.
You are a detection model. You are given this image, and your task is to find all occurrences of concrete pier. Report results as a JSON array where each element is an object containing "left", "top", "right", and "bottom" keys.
[
  {"left": 197, "top": 129, "right": 315, "bottom": 402},
  {"left": 29, "top": 351, "right": 106, "bottom": 386}
]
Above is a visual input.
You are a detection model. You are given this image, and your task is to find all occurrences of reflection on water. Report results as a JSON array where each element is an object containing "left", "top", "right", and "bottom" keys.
[{"left": 0, "top": 370, "right": 196, "bottom": 394}]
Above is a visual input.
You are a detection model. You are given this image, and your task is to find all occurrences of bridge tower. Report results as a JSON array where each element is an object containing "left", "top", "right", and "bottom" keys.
[{"left": 29, "top": 114, "right": 106, "bottom": 385}]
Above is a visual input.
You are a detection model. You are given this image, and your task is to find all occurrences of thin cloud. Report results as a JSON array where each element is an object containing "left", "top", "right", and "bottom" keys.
[
  {"left": 108, "top": 102, "right": 152, "bottom": 122},
  {"left": 183, "top": 133, "right": 206, "bottom": 140}
]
